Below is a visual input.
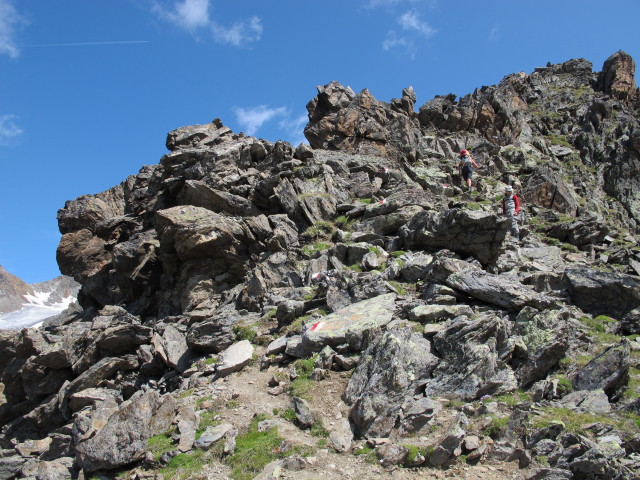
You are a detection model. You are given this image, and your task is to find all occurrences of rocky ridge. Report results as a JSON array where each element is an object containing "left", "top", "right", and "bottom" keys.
[{"left": 1, "top": 51, "right": 640, "bottom": 480}]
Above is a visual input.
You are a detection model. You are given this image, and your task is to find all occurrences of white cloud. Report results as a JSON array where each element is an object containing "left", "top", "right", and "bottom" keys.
[
  {"left": 382, "top": 31, "right": 416, "bottom": 59},
  {"left": 279, "top": 113, "right": 308, "bottom": 147},
  {"left": 212, "top": 16, "right": 262, "bottom": 47},
  {"left": 152, "top": 0, "right": 210, "bottom": 30},
  {"left": 0, "top": 0, "right": 26, "bottom": 58},
  {"left": 153, "top": 0, "right": 262, "bottom": 46},
  {"left": 0, "top": 114, "right": 23, "bottom": 145},
  {"left": 398, "top": 10, "right": 436, "bottom": 37},
  {"left": 232, "top": 105, "right": 287, "bottom": 136},
  {"left": 382, "top": 9, "right": 436, "bottom": 58}
]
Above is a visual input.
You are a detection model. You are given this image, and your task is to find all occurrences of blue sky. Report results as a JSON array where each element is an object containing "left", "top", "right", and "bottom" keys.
[{"left": 1, "top": 0, "right": 639, "bottom": 283}]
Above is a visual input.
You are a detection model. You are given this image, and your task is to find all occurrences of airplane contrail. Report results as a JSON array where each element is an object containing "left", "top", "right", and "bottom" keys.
[{"left": 25, "top": 40, "right": 150, "bottom": 47}]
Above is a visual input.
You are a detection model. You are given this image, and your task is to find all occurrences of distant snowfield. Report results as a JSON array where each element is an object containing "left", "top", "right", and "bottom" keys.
[{"left": 0, "top": 295, "right": 75, "bottom": 330}]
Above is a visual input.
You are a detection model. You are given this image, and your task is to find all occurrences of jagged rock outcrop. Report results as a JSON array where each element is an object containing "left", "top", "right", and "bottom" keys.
[{"left": 2, "top": 51, "right": 640, "bottom": 480}]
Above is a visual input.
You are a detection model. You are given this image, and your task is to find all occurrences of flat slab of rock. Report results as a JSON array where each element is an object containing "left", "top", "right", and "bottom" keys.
[
  {"left": 194, "top": 423, "right": 233, "bottom": 449},
  {"left": 216, "top": 340, "right": 255, "bottom": 377},
  {"left": 295, "top": 293, "right": 396, "bottom": 356}
]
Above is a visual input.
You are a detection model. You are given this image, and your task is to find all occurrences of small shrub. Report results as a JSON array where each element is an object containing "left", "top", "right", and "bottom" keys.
[
  {"left": 310, "top": 420, "right": 330, "bottom": 438},
  {"left": 388, "top": 281, "right": 407, "bottom": 295},
  {"left": 233, "top": 325, "right": 256, "bottom": 343},
  {"left": 302, "top": 242, "right": 332, "bottom": 257},
  {"left": 334, "top": 215, "right": 351, "bottom": 230},
  {"left": 483, "top": 416, "right": 509, "bottom": 438},
  {"left": 148, "top": 432, "right": 175, "bottom": 462}
]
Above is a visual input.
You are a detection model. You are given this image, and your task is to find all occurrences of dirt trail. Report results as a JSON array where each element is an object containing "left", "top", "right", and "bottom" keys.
[{"left": 183, "top": 346, "right": 535, "bottom": 480}]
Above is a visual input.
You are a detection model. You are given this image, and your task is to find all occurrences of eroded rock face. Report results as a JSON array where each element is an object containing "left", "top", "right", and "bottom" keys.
[
  {"left": 400, "top": 209, "right": 508, "bottom": 265},
  {"left": 343, "top": 326, "right": 438, "bottom": 438},
  {"left": 597, "top": 50, "right": 637, "bottom": 102},
  {"left": 75, "top": 390, "right": 176, "bottom": 472},
  {"left": 304, "top": 81, "right": 421, "bottom": 161}
]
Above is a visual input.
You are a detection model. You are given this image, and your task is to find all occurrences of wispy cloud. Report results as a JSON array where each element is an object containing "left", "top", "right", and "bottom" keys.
[
  {"left": 397, "top": 10, "right": 436, "bottom": 36},
  {"left": 212, "top": 16, "right": 262, "bottom": 47},
  {"left": 489, "top": 24, "right": 501, "bottom": 41},
  {"left": 383, "top": 9, "right": 436, "bottom": 58},
  {"left": 382, "top": 31, "right": 416, "bottom": 58},
  {"left": 232, "top": 105, "right": 287, "bottom": 136},
  {"left": 0, "top": 114, "right": 23, "bottom": 145},
  {"left": 279, "top": 113, "right": 308, "bottom": 147},
  {"left": 232, "top": 105, "right": 309, "bottom": 145},
  {"left": 0, "top": 0, "right": 26, "bottom": 58},
  {"left": 153, "top": 0, "right": 262, "bottom": 47}
]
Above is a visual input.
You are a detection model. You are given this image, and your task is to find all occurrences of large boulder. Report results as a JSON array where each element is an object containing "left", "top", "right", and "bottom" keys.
[
  {"left": 597, "top": 50, "right": 637, "bottom": 102},
  {"left": 343, "top": 326, "right": 438, "bottom": 438},
  {"left": 572, "top": 339, "right": 630, "bottom": 401},
  {"left": 290, "top": 293, "right": 397, "bottom": 357},
  {"left": 424, "top": 315, "right": 518, "bottom": 400},
  {"left": 400, "top": 209, "right": 508, "bottom": 264},
  {"left": 425, "top": 256, "right": 556, "bottom": 311},
  {"left": 75, "top": 390, "right": 176, "bottom": 472},
  {"left": 564, "top": 267, "right": 640, "bottom": 317}
]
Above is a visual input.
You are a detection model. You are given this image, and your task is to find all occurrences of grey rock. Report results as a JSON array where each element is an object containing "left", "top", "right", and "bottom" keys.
[
  {"left": 525, "top": 468, "right": 574, "bottom": 480},
  {"left": 409, "top": 304, "right": 473, "bottom": 323},
  {"left": 216, "top": 340, "right": 254, "bottom": 377},
  {"left": 292, "top": 397, "right": 315, "bottom": 429},
  {"left": 424, "top": 315, "right": 517, "bottom": 401},
  {"left": 376, "top": 443, "right": 409, "bottom": 466},
  {"left": 565, "top": 267, "right": 640, "bottom": 317},
  {"left": 328, "top": 418, "right": 353, "bottom": 453},
  {"left": 186, "top": 316, "right": 235, "bottom": 354},
  {"left": 0, "top": 451, "right": 26, "bottom": 480},
  {"left": 176, "top": 405, "right": 197, "bottom": 452},
  {"left": 400, "top": 209, "right": 508, "bottom": 265},
  {"left": 572, "top": 340, "right": 630, "bottom": 401},
  {"left": 428, "top": 426, "right": 465, "bottom": 467},
  {"left": 74, "top": 390, "right": 176, "bottom": 472},
  {"left": 560, "top": 389, "right": 611, "bottom": 413},
  {"left": 344, "top": 326, "right": 437, "bottom": 438},
  {"left": 36, "top": 457, "right": 75, "bottom": 480},
  {"left": 194, "top": 423, "right": 233, "bottom": 449},
  {"left": 297, "top": 293, "right": 396, "bottom": 356}
]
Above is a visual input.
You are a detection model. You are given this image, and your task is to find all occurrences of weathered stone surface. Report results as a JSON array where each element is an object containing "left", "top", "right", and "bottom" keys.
[
  {"left": 216, "top": 340, "right": 254, "bottom": 377},
  {"left": 344, "top": 326, "right": 437, "bottom": 438},
  {"left": 424, "top": 315, "right": 517, "bottom": 400},
  {"left": 409, "top": 304, "right": 473, "bottom": 323},
  {"left": 292, "top": 397, "right": 315, "bottom": 429},
  {"left": 296, "top": 293, "right": 397, "bottom": 356},
  {"left": 564, "top": 267, "right": 640, "bottom": 317},
  {"left": 597, "top": 50, "right": 637, "bottom": 101},
  {"left": 328, "top": 418, "right": 353, "bottom": 453},
  {"left": 194, "top": 423, "right": 233, "bottom": 449},
  {"left": 75, "top": 390, "right": 176, "bottom": 472},
  {"left": 376, "top": 443, "right": 409, "bottom": 466},
  {"left": 400, "top": 209, "right": 508, "bottom": 265},
  {"left": 572, "top": 340, "right": 630, "bottom": 400},
  {"left": 444, "top": 265, "right": 556, "bottom": 312},
  {"left": 522, "top": 167, "right": 579, "bottom": 215}
]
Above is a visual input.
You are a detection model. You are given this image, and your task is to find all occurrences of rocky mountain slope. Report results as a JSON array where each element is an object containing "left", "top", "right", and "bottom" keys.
[{"left": 1, "top": 51, "right": 640, "bottom": 480}]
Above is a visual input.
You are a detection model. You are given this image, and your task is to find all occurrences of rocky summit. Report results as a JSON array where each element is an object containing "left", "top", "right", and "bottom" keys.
[{"left": 2, "top": 51, "right": 640, "bottom": 480}]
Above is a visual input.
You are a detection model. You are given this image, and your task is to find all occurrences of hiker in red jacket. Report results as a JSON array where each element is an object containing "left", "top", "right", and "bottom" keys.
[
  {"left": 502, "top": 185, "right": 521, "bottom": 240},
  {"left": 457, "top": 149, "right": 480, "bottom": 191}
]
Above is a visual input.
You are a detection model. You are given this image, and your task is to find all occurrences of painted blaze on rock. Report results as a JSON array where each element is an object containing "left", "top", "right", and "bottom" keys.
[{"left": 300, "top": 293, "right": 397, "bottom": 352}]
